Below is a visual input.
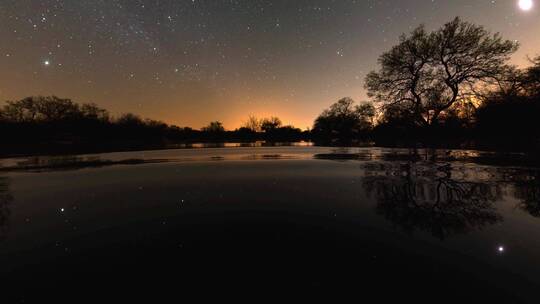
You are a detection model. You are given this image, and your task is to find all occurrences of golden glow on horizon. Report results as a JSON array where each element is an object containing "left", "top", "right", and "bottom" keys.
[{"left": 1, "top": 2, "right": 539, "bottom": 130}]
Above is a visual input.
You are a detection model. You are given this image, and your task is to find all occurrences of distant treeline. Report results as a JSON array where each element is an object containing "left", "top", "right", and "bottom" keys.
[
  {"left": 2, "top": 17, "right": 540, "bottom": 156},
  {"left": 0, "top": 96, "right": 309, "bottom": 156}
]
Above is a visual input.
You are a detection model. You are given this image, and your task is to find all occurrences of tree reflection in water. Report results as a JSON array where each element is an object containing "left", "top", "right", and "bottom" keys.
[
  {"left": 514, "top": 171, "right": 540, "bottom": 218},
  {"left": 0, "top": 177, "right": 13, "bottom": 240},
  {"left": 363, "top": 163, "right": 503, "bottom": 240}
]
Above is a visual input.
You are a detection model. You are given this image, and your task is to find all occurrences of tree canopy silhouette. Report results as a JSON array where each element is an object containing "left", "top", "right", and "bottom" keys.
[
  {"left": 242, "top": 115, "right": 261, "bottom": 132},
  {"left": 261, "top": 117, "right": 282, "bottom": 133},
  {"left": 313, "top": 97, "right": 374, "bottom": 142},
  {"left": 0, "top": 96, "right": 106, "bottom": 123},
  {"left": 365, "top": 17, "right": 518, "bottom": 126},
  {"left": 473, "top": 55, "right": 540, "bottom": 148},
  {"left": 202, "top": 121, "right": 225, "bottom": 133},
  {"left": 522, "top": 56, "right": 540, "bottom": 97}
]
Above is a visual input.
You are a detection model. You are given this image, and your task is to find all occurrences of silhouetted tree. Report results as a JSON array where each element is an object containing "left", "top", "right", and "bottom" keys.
[
  {"left": 81, "top": 103, "right": 109, "bottom": 121},
  {"left": 366, "top": 17, "right": 518, "bottom": 126},
  {"left": 261, "top": 117, "right": 282, "bottom": 133},
  {"left": 313, "top": 97, "right": 374, "bottom": 142},
  {"left": 36, "top": 96, "right": 80, "bottom": 121},
  {"left": 116, "top": 113, "right": 144, "bottom": 126},
  {"left": 474, "top": 61, "right": 540, "bottom": 149},
  {"left": 234, "top": 127, "right": 257, "bottom": 139},
  {"left": 356, "top": 102, "right": 376, "bottom": 125},
  {"left": 237, "top": 115, "right": 304, "bottom": 141},
  {"left": 522, "top": 56, "right": 540, "bottom": 97},
  {"left": 2, "top": 96, "right": 68, "bottom": 122},
  {"left": 202, "top": 121, "right": 225, "bottom": 133},
  {"left": 1, "top": 97, "right": 39, "bottom": 122},
  {"left": 0, "top": 96, "right": 109, "bottom": 123},
  {"left": 267, "top": 125, "right": 303, "bottom": 141},
  {"left": 243, "top": 115, "right": 261, "bottom": 132}
]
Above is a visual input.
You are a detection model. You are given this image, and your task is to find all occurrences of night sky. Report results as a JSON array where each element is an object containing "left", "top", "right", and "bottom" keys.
[{"left": 1, "top": 0, "right": 539, "bottom": 129}]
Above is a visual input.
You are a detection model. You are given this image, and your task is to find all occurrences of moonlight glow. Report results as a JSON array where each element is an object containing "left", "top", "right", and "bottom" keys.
[{"left": 519, "top": 0, "right": 534, "bottom": 11}]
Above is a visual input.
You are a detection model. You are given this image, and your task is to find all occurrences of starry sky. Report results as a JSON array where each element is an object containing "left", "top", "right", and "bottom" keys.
[{"left": 1, "top": 0, "right": 539, "bottom": 129}]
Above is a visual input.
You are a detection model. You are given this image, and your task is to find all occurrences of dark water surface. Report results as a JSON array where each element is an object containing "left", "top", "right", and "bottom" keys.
[{"left": 1, "top": 147, "right": 540, "bottom": 302}]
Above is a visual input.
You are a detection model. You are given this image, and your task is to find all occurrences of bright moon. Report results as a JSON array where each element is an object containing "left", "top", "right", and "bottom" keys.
[{"left": 519, "top": 0, "right": 534, "bottom": 11}]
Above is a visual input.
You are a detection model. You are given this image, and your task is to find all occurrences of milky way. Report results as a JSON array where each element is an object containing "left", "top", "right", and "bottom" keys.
[{"left": 1, "top": 0, "right": 539, "bottom": 129}]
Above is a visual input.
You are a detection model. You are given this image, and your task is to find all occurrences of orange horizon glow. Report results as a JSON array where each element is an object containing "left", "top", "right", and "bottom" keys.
[{"left": 1, "top": 1, "right": 539, "bottom": 131}]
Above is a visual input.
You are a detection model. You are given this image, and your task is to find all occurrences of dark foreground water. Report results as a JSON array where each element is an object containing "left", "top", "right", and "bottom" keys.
[{"left": 1, "top": 147, "right": 540, "bottom": 302}]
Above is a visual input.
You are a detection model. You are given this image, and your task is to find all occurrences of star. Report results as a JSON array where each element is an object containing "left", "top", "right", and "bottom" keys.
[{"left": 0, "top": 0, "right": 538, "bottom": 130}]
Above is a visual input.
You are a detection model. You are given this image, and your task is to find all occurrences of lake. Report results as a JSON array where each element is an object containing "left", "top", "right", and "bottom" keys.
[{"left": 1, "top": 146, "right": 539, "bottom": 302}]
